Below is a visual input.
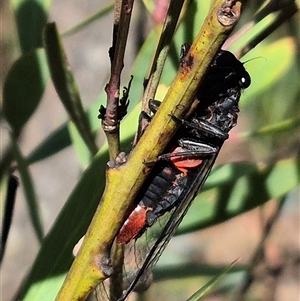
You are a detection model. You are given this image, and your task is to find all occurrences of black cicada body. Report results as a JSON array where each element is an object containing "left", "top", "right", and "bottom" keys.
[
  {"left": 117, "top": 48, "right": 250, "bottom": 245},
  {"left": 99, "top": 47, "right": 251, "bottom": 301}
]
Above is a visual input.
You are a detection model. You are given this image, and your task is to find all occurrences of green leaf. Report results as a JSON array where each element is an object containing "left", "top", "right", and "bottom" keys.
[
  {"left": 22, "top": 2, "right": 215, "bottom": 166},
  {"left": 2, "top": 49, "right": 49, "bottom": 134},
  {"left": 68, "top": 122, "right": 91, "bottom": 168},
  {"left": 26, "top": 124, "right": 71, "bottom": 165},
  {"left": 11, "top": 0, "right": 52, "bottom": 53},
  {"left": 43, "top": 23, "right": 98, "bottom": 155},
  {"left": 25, "top": 100, "right": 100, "bottom": 165},
  {"left": 11, "top": 135, "right": 44, "bottom": 242}
]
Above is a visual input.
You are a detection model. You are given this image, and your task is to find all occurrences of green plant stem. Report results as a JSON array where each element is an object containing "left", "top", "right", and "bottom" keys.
[
  {"left": 141, "top": 0, "right": 185, "bottom": 113},
  {"left": 111, "top": 1, "right": 185, "bottom": 297},
  {"left": 54, "top": 1, "right": 246, "bottom": 300},
  {"left": 133, "top": 0, "right": 185, "bottom": 146}
]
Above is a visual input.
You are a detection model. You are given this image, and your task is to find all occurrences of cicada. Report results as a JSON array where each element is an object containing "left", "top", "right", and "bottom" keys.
[{"left": 94, "top": 46, "right": 251, "bottom": 301}]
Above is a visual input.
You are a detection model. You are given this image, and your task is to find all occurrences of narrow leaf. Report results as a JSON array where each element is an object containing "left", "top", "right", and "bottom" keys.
[
  {"left": 26, "top": 124, "right": 71, "bottom": 165},
  {"left": 186, "top": 260, "right": 238, "bottom": 301},
  {"left": 43, "top": 22, "right": 98, "bottom": 155},
  {"left": 11, "top": 135, "right": 44, "bottom": 243},
  {"left": 242, "top": 115, "right": 300, "bottom": 138},
  {"left": 62, "top": 3, "right": 114, "bottom": 37},
  {"left": 2, "top": 49, "right": 49, "bottom": 134}
]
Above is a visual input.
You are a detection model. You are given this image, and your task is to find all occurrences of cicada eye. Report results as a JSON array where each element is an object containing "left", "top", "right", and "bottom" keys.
[{"left": 239, "top": 72, "right": 251, "bottom": 89}]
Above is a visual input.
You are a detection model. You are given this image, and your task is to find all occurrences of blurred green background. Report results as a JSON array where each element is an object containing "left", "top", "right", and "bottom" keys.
[{"left": 1, "top": 1, "right": 299, "bottom": 301}]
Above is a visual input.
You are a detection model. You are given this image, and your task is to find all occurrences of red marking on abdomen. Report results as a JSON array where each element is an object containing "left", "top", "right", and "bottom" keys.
[{"left": 116, "top": 205, "right": 149, "bottom": 244}]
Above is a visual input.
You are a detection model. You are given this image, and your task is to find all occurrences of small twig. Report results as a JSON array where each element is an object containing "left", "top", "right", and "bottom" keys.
[
  {"left": 142, "top": 0, "right": 185, "bottom": 113},
  {"left": 101, "top": 0, "right": 135, "bottom": 160},
  {"left": 231, "top": 198, "right": 286, "bottom": 301}
]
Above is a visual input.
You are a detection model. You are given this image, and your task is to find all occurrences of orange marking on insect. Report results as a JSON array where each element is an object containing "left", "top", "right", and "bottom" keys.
[{"left": 170, "top": 147, "right": 203, "bottom": 175}]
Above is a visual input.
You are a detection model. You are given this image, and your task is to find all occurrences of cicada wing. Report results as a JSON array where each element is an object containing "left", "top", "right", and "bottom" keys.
[
  {"left": 92, "top": 209, "right": 173, "bottom": 301},
  {"left": 118, "top": 155, "right": 218, "bottom": 301}
]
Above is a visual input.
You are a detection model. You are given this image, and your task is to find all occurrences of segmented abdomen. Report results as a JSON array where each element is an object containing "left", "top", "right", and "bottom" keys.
[{"left": 117, "top": 165, "right": 188, "bottom": 244}]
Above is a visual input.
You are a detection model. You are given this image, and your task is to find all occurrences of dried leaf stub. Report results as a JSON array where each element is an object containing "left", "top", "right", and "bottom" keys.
[{"left": 217, "top": 0, "right": 241, "bottom": 26}]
